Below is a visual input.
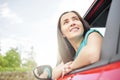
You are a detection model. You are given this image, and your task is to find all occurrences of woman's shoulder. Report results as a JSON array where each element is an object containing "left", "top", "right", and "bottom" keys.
[
  {"left": 85, "top": 29, "right": 103, "bottom": 38},
  {"left": 84, "top": 29, "right": 103, "bottom": 43}
]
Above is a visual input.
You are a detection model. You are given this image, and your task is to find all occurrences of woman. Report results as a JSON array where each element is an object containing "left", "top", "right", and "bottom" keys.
[{"left": 33, "top": 11, "right": 103, "bottom": 80}]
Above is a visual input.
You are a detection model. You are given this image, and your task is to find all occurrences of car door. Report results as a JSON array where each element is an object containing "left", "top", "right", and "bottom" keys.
[{"left": 99, "top": 0, "right": 120, "bottom": 79}]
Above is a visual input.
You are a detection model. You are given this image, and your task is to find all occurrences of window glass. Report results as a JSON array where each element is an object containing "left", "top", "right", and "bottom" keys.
[{"left": 91, "top": 28, "right": 106, "bottom": 36}]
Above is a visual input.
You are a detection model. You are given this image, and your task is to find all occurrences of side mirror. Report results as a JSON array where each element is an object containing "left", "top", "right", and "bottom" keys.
[{"left": 33, "top": 65, "right": 52, "bottom": 80}]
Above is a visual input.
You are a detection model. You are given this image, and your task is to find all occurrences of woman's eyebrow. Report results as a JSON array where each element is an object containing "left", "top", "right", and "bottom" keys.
[
  {"left": 63, "top": 19, "right": 69, "bottom": 22},
  {"left": 72, "top": 16, "right": 79, "bottom": 19}
]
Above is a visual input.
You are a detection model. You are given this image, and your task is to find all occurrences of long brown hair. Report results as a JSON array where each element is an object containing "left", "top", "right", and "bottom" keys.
[{"left": 57, "top": 11, "right": 90, "bottom": 64}]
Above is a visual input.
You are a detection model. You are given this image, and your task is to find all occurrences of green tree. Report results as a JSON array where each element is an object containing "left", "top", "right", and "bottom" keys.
[
  {"left": 4, "top": 48, "right": 21, "bottom": 68},
  {"left": 0, "top": 54, "right": 8, "bottom": 67}
]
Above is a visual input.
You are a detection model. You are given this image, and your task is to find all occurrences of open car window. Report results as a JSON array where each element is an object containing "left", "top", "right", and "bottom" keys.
[
  {"left": 69, "top": 0, "right": 120, "bottom": 74},
  {"left": 91, "top": 28, "right": 106, "bottom": 36}
]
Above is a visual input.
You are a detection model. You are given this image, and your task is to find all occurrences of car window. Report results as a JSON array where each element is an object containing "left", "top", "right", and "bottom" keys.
[{"left": 91, "top": 28, "right": 106, "bottom": 36}]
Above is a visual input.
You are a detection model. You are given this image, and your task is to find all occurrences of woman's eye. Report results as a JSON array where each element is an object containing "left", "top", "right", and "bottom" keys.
[
  {"left": 63, "top": 21, "right": 68, "bottom": 25},
  {"left": 72, "top": 17, "right": 79, "bottom": 21}
]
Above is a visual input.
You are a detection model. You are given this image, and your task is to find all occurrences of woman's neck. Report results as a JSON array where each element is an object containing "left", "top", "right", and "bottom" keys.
[{"left": 69, "top": 36, "right": 83, "bottom": 52}]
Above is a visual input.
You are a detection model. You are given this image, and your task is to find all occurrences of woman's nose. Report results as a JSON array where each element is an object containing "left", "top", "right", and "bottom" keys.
[{"left": 70, "top": 21, "right": 76, "bottom": 27}]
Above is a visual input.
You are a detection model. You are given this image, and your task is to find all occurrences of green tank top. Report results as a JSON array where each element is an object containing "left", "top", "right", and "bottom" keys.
[{"left": 74, "top": 29, "right": 103, "bottom": 59}]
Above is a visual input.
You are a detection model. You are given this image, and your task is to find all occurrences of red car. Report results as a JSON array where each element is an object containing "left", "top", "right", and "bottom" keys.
[{"left": 58, "top": 0, "right": 120, "bottom": 80}]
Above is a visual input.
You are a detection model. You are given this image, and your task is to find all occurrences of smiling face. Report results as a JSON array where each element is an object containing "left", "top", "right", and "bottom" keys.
[{"left": 60, "top": 12, "right": 84, "bottom": 40}]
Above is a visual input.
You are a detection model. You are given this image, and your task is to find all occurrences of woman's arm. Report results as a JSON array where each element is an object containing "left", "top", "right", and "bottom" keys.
[
  {"left": 52, "top": 62, "right": 64, "bottom": 80},
  {"left": 70, "top": 32, "right": 103, "bottom": 70}
]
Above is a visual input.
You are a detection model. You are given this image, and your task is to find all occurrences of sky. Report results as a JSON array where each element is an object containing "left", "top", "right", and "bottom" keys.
[{"left": 0, "top": 0, "right": 94, "bottom": 67}]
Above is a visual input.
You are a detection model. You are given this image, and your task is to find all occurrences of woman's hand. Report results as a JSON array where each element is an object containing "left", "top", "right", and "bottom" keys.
[{"left": 62, "top": 61, "right": 73, "bottom": 77}]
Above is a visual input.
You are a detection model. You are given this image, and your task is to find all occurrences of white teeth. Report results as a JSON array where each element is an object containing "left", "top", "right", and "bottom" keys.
[{"left": 70, "top": 27, "right": 79, "bottom": 32}]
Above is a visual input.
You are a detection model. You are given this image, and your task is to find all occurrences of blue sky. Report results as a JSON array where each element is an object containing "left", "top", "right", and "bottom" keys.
[{"left": 0, "top": 0, "right": 94, "bottom": 67}]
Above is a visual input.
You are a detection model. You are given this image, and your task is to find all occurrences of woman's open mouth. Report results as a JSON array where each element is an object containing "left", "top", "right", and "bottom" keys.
[{"left": 70, "top": 27, "right": 79, "bottom": 32}]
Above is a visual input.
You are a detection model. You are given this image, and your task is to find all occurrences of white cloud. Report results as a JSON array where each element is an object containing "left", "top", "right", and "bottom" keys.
[{"left": 0, "top": 3, "right": 23, "bottom": 24}]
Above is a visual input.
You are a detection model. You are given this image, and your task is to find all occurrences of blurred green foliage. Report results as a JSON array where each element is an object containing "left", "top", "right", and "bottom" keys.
[
  {"left": 0, "top": 48, "right": 37, "bottom": 72},
  {"left": 4, "top": 48, "right": 21, "bottom": 68}
]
